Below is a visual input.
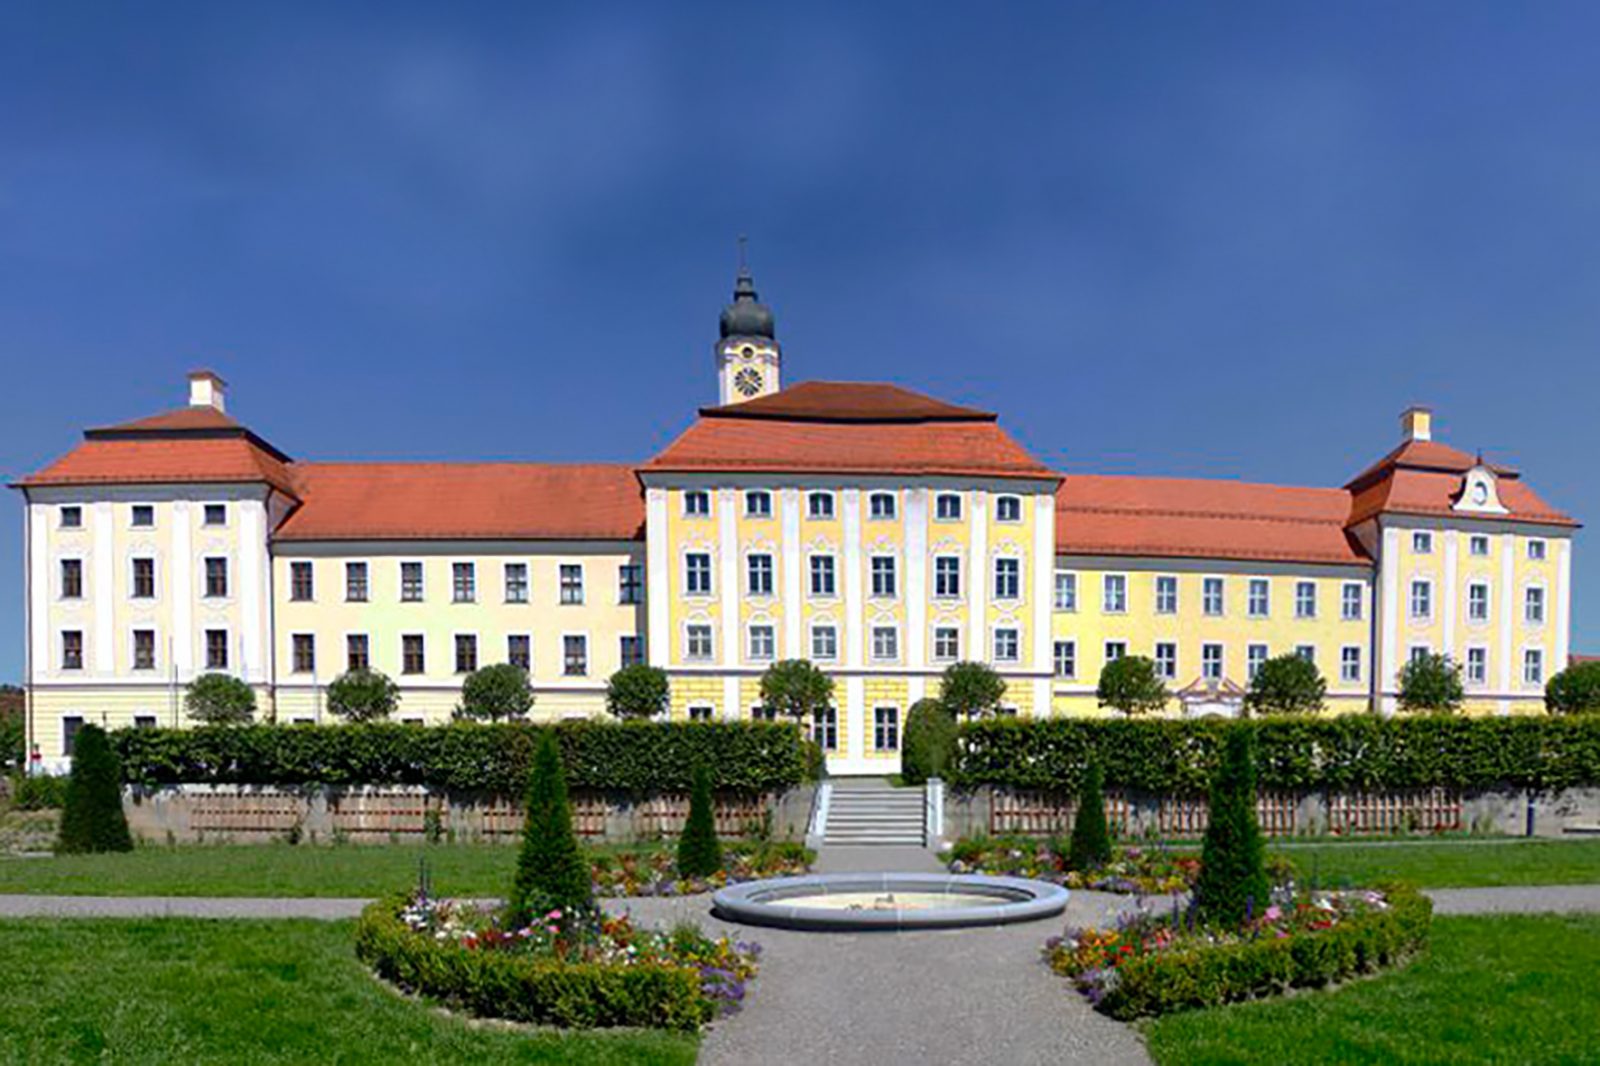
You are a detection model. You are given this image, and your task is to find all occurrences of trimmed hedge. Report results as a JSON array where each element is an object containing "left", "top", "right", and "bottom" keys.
[
  {"left": 1096, "top": 884, "right": 1432, "bottom": 1019},
  {"left": 113, "top": 720, "right": 805, "bottom": 794},
  {"left": 354, "top": 897, "right": 708, "bottom": 1031},
  {"left": 954, "top": 716, "right": 1600, "bottom": 793}
]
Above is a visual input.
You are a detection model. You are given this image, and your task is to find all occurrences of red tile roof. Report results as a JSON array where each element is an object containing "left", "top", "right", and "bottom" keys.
[
  {"left": 1056, "top": 475, "right": 1369, "bottom": 565},
  {"left": 17, "top": 437, "right": 298, "bottom": 497},
  {"left": 699, "top": 381, "right": 995, "bottom": 423},
  {"left": 275, "top": 462, "right": 643, "bottom": 541},
  {"left": 1344, "top": 437, "right": 1574, "bottom": 528},
  {"left": 92, "top": 406, "right": 245, "bottom": 434}
]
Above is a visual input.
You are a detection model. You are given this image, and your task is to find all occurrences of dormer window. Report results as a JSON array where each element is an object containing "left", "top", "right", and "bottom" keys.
[
  {"left": 745, "top": 490, "right": 772, "bottom": 518},
  {"left": 807, "top": 492, "right": 835, "bottom": 520},
  {"left": 683, "top": 490, "right": 710, "bottom": 518}
]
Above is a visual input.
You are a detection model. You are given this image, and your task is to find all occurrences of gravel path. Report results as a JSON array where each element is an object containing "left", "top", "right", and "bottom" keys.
[
  {"left": 0, "top": 895, "right": 373, "bottom": 919},
  {"left": 1425, "top": 884, "right": 1600, "bottom": 915}
]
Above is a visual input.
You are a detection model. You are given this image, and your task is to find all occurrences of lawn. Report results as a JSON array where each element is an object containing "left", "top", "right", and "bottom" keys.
[
  {"left": 0, "top": 917, "right": 696, "bottom": 1065},
  {"left": 1143, "top": 914, "right": 1600, "bottom": 1065},
  {"left": 1269, "top": 838, "right": 1600, "bottom": 889}
]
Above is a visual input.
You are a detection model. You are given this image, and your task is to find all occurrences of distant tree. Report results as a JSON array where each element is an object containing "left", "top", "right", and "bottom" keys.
[
  {"left": 55, "top": 724, "right": 133, "bottom": 854},
  {"left": 1096, "top": 656, "right": 1169, "bottom": 716},
  {"left": 1194, "top": 728, "right": 1269, "bottom": 927},
  {"left": 901, "top": 699, "right": 958, "bottom": 785},
  {"left": 676, "top": 762, "right": 723, "bottom": 879},
  {"left": 185, "top": 673, "right": 256, "bottom": 725},
  {"left": 759, "top": 659, "right": 835, "bottom": 723},
  {"left": 1398, "top": 653, "right": 1464, "bottom": 714},
  {"left": 508, "top": 732, "right": 591, "bottom": 926},
  {"left": 1067, "top": 759, "right": 1113, "bottom": 871},
  {"left": 1245, "top": 655, "right": 1326, "bottom": 716},
  {"left": 605, "top": 664, "right": 670, "bottom": 720},
  {"left": 1546, "top": 661, "right": 1600, "bottom": 715},
  {"left": 326, "top": 669, "right": 401, "bottom": 722},
  {"left": 458, "top": 663, "right": 534, "bottom": 721},
  {"left": 940, "top": 661, "right": 1007, "bottom": 720}
]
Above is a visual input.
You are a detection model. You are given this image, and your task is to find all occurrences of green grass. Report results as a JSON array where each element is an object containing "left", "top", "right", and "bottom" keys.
[
  {"left": 0, "top": 917, "right": 696, "bottom": 1065},
  {"left": 1144, "top": 914, "right": 1599, "bottom": 1065},
  {"left": 1270, "top": 838, "right": 1600, "bottom": 889}
]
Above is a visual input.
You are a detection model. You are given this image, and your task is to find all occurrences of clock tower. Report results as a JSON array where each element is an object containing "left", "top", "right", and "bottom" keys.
[{"left": 716, "top": 259, "right": 780, "bottom": 404}]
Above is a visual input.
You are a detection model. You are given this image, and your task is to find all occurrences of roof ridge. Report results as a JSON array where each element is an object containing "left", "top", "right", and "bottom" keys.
[{"left": 1057, "top": 503, "right": 1348, "bottom": 526}]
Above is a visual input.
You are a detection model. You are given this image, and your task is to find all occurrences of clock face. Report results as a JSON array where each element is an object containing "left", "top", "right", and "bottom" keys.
[
  {"left": 1471, "top": 482, "right": 1488, "bottom": 505},
  {"left": 734, "top": 366, "right": 763, "bottom": 397}
]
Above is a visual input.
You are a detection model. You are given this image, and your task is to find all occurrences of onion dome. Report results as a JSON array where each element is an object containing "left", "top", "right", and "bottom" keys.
[{"left": 719, "top": 266, "right": 776, "bottom": 340}]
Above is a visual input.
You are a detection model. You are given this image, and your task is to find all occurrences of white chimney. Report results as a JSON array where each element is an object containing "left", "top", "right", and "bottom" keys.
[
  {"left": 188, "top": 369, "right": 227, "bottom": 412},
  {"left": 1400, "top": 405, "right": 1432, "bottom": 442}
]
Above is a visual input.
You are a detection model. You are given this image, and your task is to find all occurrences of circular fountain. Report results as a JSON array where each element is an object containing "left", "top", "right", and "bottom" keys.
[{"left": 711, "top": 872, "right": 1069, "bottom": 931}]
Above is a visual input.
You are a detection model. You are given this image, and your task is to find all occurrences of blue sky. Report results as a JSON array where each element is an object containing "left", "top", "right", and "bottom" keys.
[{"left": 2, "top": 2, "right": 1597, "bottom": 681}]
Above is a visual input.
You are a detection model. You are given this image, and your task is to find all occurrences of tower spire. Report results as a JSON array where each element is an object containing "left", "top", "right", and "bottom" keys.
[{"left": 715, "top": 242, "right": 780, "bottom": 403}]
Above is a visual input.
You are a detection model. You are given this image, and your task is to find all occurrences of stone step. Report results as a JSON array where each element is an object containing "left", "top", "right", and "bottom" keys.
[{"left": 824, "top": 834, "right": 926, "bottom": 845}]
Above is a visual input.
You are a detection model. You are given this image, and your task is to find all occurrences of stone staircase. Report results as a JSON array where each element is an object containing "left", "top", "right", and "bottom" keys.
[{"left": 823, "top": 778, "right": 925, "bottom": 845}]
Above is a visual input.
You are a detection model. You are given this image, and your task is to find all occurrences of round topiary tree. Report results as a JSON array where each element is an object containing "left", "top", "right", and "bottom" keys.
[
  {"left": 458, "top": 663, "right": 534, "bottom": 721},
  {"left": 1245, "top": 655, "right": 1326, "bottom": 716},
  {"left": 940, "top": 661, "right": 1007, "bottom": 720},
  {"left": 1096, "top": 655, "right": 1169, "bottom": 716},
  {"left": 676, "top": 762, "right": 723, "bottom": 879},
  {"left": 759, "top": 659, "right": 835, "bottom": 724},
  {"left": 326, "top": 669, "right": 401, "bottom": 722},
  {"left": 605, "top": 664, "right": 670, "bottom": 720},
  {"left": 55, "top": 723, "right": 132, "bottom": 854},
  {"left": 1194, "top": 727, "right": 1269, "bottom": 927},
  {"left": 901, "top": 698, "right": 957, "bottom": 785},
  {"left": 1398, "top": 652, "right": 1464, "bottom": 714},
  {"left": 1067, "top": 759, "right": 1113, "bottom": 871},
  {"left": 184, "top": 673, "right": 256, "bottom": 725},
  {"left": 1546, "top": 661, "right": 1600, "bottom": 715},
  {"left": 508, "top": 731, "right": 592, "bottom": 926}
]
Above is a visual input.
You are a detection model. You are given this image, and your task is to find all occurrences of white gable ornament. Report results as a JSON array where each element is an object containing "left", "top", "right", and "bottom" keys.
[{"left": 1453, "top": 463, "right": 1509, "bottom": 516}]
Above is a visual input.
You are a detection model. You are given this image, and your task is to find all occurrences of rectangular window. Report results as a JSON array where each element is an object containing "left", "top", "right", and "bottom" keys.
[
  {"left": 1295, "top": 580, "right": 1316, "bottom": 619},
  {"left": 745, "top": 490, "right": 772, "bottom": 517},
  {"left": 1413, "top": 531, "right": 1433, "bottom": 554},
  {"left": 1202, "top": 643, "right": 1224, "bottom": 681},
  {"left": 935, "top": 493, "right": 963, "bottom": 521},
  {"left": 60, "top": 505, "right": 82, "bottom": 528},
  {"left": 934, "top": 627, "right": 960, "bottom": 662},
  {"left": 1248, "top": 578, "right": 1270, "bottom": 618},
  {"left": 1203, "top": 577, "right": 1225, "bottom": 617},
  {"left": 559, "top": 564, "right": 584, "bottom": 604},
  {"left": 618, "top": 635, "right": 642, "bottom": 668},
  {"left": 205, "top": 557, "right": 229, "bottom": 599},
  {"left": 1528, "top": 539, "right": 1547, "bottom": 561},
  {"left": 1470, "top": 535, "right": 1490, "bottom": 557},
  {"left": 1410, "top": 645, "right": 1431, "bottom": 665},
  {"left": 689, "top": 705, "right": 714, "bottom": 723},
  {"left": 133, "top": 629, "right": 156, "bottom": 670},
  {"left": 1295, "top": 644, "right": 1315, "bottom": 664},
  {"left": 1054, "top": 571, "right": 1077, "bottom": 611},
  {"left": 402, "top": 634, "right": 425, "bottom": 674},
  {"left": 810, "top": 555, "right": 837, "bottom": 597},
  {"left": 454, "top": 634, "right": 477, "bottom": 674},
  {"left": 993, "top": 558, "right": 1019, "bottom": 601},
  {"left": 1342, "top": 582, "right": 1364, "bottom": 621},
  {"left": 1466, "top": 647, "right": 1488, "bottom": 685},
  {"left": 684, "top": 490, "right": 710, "bottom": 517},
  {"left": 686, "top": 625, "right": 713, "bottom": 661},
  {"left": 204, "top": 503, "right": 227, "bottom": 526},
  {"left": 131, "top": 504, "right": 154, "bottom": 528},
  {"left": 1340, "top": 645, "right": 1362, "bottom": 683},
  {"left": 135, "top": 715, "right": 156, "bottom": 729},
  {"left": 452, "top": 562, "right": 475, "bottom": 603},
  {"left": 619, "top": 564, "right": 643, "bottom": 604},
  {"left": 60, "top": 559, "right": 82, "bottom": 599},
  {"left": 993, "top": 627, "right": 1019, "bottom": 662},
  {"left": 347, "top": 634, "right": 370, "bottom": 672},
  {"left": 62, "top": 716, "right": 84, "bottom": 756},
  {"left": 871, "top": 626, "right": 899, "bottom": 662},
  {"left": 934, "top": 556, "right": 961, "bottom": 598},
  {"left": 401, "top": 561, "right": 424, "bottom": 602},
  {"left": 504, "top": 563, "right": 528, "bottom": 603},
  {"left": 289, "top": 561, "right": 314, "bottom": 602},
  {"left": 1103, "top": 573, "right": 1127, "bottom": 614},
  {"left": 1468, "top": 583, "right": 1490, "bottom": 623},
  {"left": 1104, "top": 640, "right": 1127, "bottom": 663},
  {"left": 871, "top": 556, "right": 898, "bottom": 599},
  {"left": 748, "top": 625, "right": 775, "bottom": 661},
  {"left": 205, "top": 629, "right": 229, "bottom": 670},
  {"left": 293, "top": 634, "right": 316, "bottom": 674},
  {"left": 1410, "top": 580, "right": 1433, "bottom": 620},
  {"left": 1154, "top": 641, "right": 1177, "bottom": 680},
  {"left": 811, "top": 625, "right": 838, "bottom": 661},
  {"left": 1155, "top": 575, "right": 1178, "bottom": 615},
  {"left": 1525, "top": 587, "right": 1546, "bottom": 624},
  {"left": 869, "top": 492, "right": 896, "bottom": 520},
  {"left": 874, "top": 706, "right": 900, "bottom": 751},
  {"left": 1524, "top": 648, "right": 1544, "bottom": 685},
  {"left": 1053, "top": 640, "right": 1076, "bottom": 678},
  {"left": 1247, "top": 643, "right": 1269, "bottom": 680},
  {"left": 345, "top": 561, "right": 368, "bottom": 602},
  {"left": 563, "top": 635, "right": 588, "bottom": 676},
  {"left": 808, "top": 492, "right": 835, "bottom": 520},
  {"left": 748, "top": 553, "right": 775, "bottom": 597},
  {"left": 685, "top": 553, "right": 713, "bottom": 596},
  {"left": 995, "top": 495, "right": 1022, "bottom": 522},
  {"left": 812, "top": 707, "right": 839, "bottom": 752}
]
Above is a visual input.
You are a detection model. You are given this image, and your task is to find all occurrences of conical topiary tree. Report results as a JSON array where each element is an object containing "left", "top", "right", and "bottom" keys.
[
  {"left": 508, "top": 731, "right": 591, "bottom": 927},
  {"left": 1067, "top": 759, "right": 1112, "bottom": 871},
  {"left": 1194, "top": 727, "right": 1269, "bottom": 927},
  {"left": 677, "top": 762, "right": 722, "bottom": 879},
  {"left": 55, "top": 723, "right": 133, "bottom": 854}
]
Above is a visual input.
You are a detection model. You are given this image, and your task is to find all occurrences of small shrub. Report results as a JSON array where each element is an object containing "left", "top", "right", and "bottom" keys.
[
  {"left": 458, "top": 663, "right": 534, "bottom": 721},
  {"left": 326, "top": 669, "right": 401, "bottom": 722},
  {"left": 1546, "top": 661, "right": 1600, "bottom": 715},
  {"left": 1096, "top": 656, "right": 1169, "bottom": 716},
  {"left": 1245, "top": 655, "right": 1326, "bottom": 716},
  {"left": 55, "top": 724, "right": 133, "bottom": 854},
  {"left": 677, "top": 763, "right": 722, "bottom": 879},
  {"left": 184, "top": 673, "right": 256, "bottom": 724},
  {"left": 508, "top": 732, "right": 592, "bottom": 926},
  {"left": 1398, "top": 652, "right": 1464, "bottom": 713},
  {"left": 901, "top": 699, "right": 957, "bottom": 784},
  {"left": 605, "top": 664, "right": 670, "bottom": 720},
  {"left": 1067, "top": 760, "right": 1112, "bottom": 870},
  {"left": 759, "top": 660, "right": 835, "bottom": 723},
  {"left": 940, "top": 662, "right": 1007, "bottom": 720},
  {"left": 10, "top": 772, "right": 67, "bottom": 810},
  {"left": 1194, "top": 728, "right": 1269, "bottom": 926}
]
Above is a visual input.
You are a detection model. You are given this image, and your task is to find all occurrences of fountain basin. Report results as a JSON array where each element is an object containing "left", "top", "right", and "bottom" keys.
[{"left": 711, "top": 872, "right": 1069, "bottom": 931}]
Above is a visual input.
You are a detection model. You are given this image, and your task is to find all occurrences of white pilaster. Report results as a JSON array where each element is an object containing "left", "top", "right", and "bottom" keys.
[
  {"left": 968, "top": 492, "right": 989, "bottom": 660},
  {"left": 845, "top": 675, "right": 865, "bottom": 767},
  {"left": 1556, "top": 538, "right": 1572, "bottom": 670},
  {"left": 239, "top": 501, "right": 265, "bottom": 684},
  {"left": 1031, "top": 493, "right": 1055, "bottom": 673},
  {"left": 1498, "top": 532, "right": 1515, "bottom": 693},
  {"left": 780, "top": 489, "right": 802, "bottom": 659},
  {"left": 172, "top": 500, "right": 193, "bottom": 677},
  {"left": 1034, "top": 676, "right": 1052, "bottom": 718},
  {"left": 645, "top": 488, "right": 670, "bottom": 666},
  {"left": 1443, "top": 529, "right": 1459, "bottom": 658},
  {"left": 92, "top": 501, "right": 114, "bottom": 674},
  {"left": 1379, "top": 525, "right": 1399, "bottom": 714},
  {"left": 723, "top": 675, "right": 741, "bottom": 722},
  {"left": 908, "top": 675, "right": 926, "bottom": 704},
  {"left": 843, "top": 489, "right": 863, "bottom": 669},
  {"left": 906, "top": 488, "right": 928, "bottom": 669},
  {"left": 718, "top": 488, "right": 739, "bottom": 669},
  {"left": 28, "top": 504, "right": 49, "bottom": 678}
]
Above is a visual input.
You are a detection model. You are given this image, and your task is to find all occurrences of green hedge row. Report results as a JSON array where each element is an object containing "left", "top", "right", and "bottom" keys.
[
  {"left": 354, "top": 897, "right": 709, "bottom": 1031},
  {"left": 113, "top": 720, "right": 806, "bottom": 794},
  {"left": 1099, "top": 885, "right": 1432, "bottom": 1020},
  {"left": 954, "top": 716, "right": 1600, "bottom": 793}
]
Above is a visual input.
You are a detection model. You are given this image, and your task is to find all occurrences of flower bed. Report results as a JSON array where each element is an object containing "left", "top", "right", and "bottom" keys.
[
  {"left": 1045, "top": 884, "right": 1432, "bottom": 1019},
  {"left": 591, "top": 841, "right": 812, "bottom": 897},
  {"left": 355, "top": 890, "right": 762, "bottom": 1031},
  {"left": 946, "top": 836, "right": 1200, "bottom": 894}
]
